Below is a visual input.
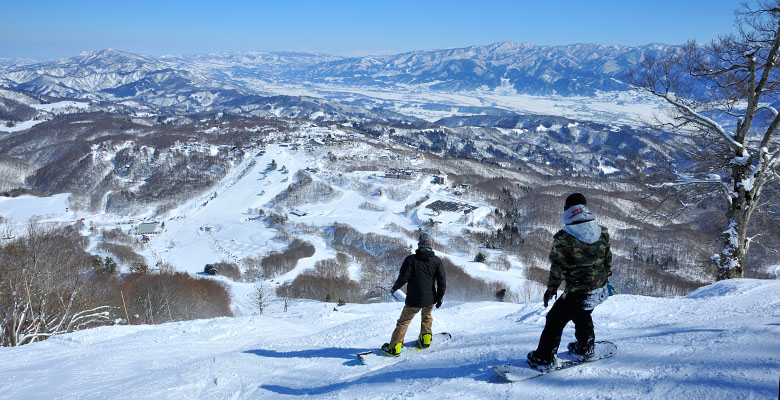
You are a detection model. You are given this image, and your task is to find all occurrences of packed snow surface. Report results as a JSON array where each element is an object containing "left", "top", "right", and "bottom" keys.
[
  {"left": 0, "top": 193, "right": 75, "bottom": 231},
  {"left": 0, "top": 279, "right": 777, "bottom": 399}
]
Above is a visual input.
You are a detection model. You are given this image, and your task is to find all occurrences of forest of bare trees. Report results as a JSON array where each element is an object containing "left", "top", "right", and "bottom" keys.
[
  {"left": 0, "top": 223, "right": 232, "bottom": 347},
  {"left": 260, "top": 239, "right": 316, "bottom": 278}
]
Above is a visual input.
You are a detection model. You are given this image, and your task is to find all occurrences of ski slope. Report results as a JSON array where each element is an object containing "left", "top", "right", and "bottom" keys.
[
  {"left": 0, "top": 140, "right": 777, "bottom": 399},
  {"left": 140, "top": 142, "right": 505, "bottom": 291},
  {"left": 0, "top": 139, "right": 530, "bottom": 307},
  {"left": 0, "top": 193, "right": 77, "bottom": 233},
  {"left": 0, "top": 279, "right": 777, "bottom": 399}
]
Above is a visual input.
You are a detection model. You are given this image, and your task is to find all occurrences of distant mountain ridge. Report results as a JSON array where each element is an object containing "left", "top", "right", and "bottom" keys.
[
  {"left": 297, "top": 41, "right": 671, "bottom": 95},
  {"left": 0, "top": 42, "right": 673, "bottom": 112}
]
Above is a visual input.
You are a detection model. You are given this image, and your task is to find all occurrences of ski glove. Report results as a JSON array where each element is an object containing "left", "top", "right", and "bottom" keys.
[
  {"left": 435, "top": 299, "right": 442, "bottom": 309},
  {"left": 543, "top": 289, "right": 557, "bottom": 307},
  {"left": 606, "top": 280, "right": 617, "bottom": 296}
]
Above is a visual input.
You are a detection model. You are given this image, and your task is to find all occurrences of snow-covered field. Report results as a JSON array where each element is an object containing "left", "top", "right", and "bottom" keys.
[
  {"left": 96, "top": 141, "right": 512, "bottom": 292},
  {"left": 0, "top": 100, "right": 91, "bottom": 132},
  {"left": 0, "top": 119, "right": 44, "bottom": 133},
  {"left": 30, "top": 100, "right": 90, "bottom": 111},
  {"left": 247, "top": 79, "right": 667, "bottom": 126},
  {"left": 0, "top": 279, "right": 777, "bottom": 399},
  {"left": 0, "top": 193, "right": 76, "bottom": 232}
]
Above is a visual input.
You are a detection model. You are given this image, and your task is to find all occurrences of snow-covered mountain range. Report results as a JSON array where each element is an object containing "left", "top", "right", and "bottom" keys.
[
  {"left": 0, "top": 43, "right": 670, "bottom": 117},
  {"left": 296, "top": 41, "right": 669, "bottom": 95}
]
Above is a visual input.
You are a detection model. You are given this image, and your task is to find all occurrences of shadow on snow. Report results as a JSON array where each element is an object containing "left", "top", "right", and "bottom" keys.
[
  {"left": 244, "top": 346, "right": 367, "bottom": 366},
  {"left": 259, "top": 363, "right": 495, "bottom": 396}
]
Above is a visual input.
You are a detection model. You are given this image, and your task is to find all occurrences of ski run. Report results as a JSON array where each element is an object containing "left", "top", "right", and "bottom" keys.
[{"left": 0, "top": 279, "right": 777, "bottom": 399}]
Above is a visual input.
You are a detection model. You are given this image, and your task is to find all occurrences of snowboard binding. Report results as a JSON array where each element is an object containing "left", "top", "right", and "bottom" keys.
[{"left": 381, "top": 342, "right": 402, "bottom": 357}]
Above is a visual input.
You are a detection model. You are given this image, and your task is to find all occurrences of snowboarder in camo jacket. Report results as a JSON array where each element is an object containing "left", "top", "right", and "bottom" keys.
[
  {"left": 527, "top": 193, "right": 613, "bottom": 370},
  {"left": 381, "top": 232, "right": 446, "bottom": 357}
]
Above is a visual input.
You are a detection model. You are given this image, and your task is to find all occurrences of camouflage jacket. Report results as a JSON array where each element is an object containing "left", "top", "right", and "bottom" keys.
[{"left": 547, "top": 225, "right": 612, "bottom": 293}]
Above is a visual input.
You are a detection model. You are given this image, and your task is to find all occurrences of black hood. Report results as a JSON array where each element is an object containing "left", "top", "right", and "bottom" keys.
[{"left": 415, "top": 247, "right": 435, "bottom": 261}]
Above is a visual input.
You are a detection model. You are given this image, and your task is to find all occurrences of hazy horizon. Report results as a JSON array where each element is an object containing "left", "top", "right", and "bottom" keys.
[{"left": 1, "top": 0, "right": 739, "bottom": 61}]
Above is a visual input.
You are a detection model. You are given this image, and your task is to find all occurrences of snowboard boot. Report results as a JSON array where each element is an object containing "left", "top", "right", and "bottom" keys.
[
  {"left": 381, "top": 342, "right": 402, "bottom": 357},
  {"left": 418, "top": 333, "right": 432, "bottom": 349},
  {"left": 526, "top": 351, "right": 555, "bottom": 371},
  {"left": 567, "top": 339, "right": 595, "bottom": 359}
]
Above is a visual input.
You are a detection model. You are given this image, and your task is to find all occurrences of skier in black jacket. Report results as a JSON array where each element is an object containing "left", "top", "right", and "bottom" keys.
[{"left": 381, "top": 232, "right": 446, "bottom": 357}]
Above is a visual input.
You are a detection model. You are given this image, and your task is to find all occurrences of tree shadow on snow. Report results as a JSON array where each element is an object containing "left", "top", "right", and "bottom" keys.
[
  {"left": 613, "top": 327, "right": 725, "bottom": 340},
  {"left": 244, "top": 347, "right": 367, "bottom": 366}
]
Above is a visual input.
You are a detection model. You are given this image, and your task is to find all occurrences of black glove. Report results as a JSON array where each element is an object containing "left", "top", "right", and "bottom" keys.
[
  {"left": 543, "top": 289, "right": 557, "bottom": 307},
  {"left": 435, "top": 298, "right": 443, "bottom": 309}
]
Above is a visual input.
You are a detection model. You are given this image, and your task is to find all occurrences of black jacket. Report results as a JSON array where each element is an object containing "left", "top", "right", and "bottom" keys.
[{"left": 392, "top": 248, "right": 446, "bottom": 308}]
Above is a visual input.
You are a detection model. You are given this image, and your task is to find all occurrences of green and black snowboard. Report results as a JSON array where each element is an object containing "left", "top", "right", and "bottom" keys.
[
  {"left": 357, "top": 333, "right": 452, "bottom": 366},
  {"left": 491, "top": 340, "right": 617, "bottom": 382}
]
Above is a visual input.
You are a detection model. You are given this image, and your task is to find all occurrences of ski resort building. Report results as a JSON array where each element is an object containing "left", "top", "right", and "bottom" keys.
[
  {"left": 384, "top": 168, "right": 416, "bottom": 180},
  {"left": 137, "top": 222, "right": 158, "bottom": 235}
]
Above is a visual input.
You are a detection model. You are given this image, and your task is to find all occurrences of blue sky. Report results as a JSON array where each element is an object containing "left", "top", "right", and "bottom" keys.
[{"left": 1, "top": 0, "right": 741, "bottom": 60}]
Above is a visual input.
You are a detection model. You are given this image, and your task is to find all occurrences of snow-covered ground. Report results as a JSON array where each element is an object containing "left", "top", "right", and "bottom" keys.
[
  {"left": 0, "top": 279, "right": 777, "bottom": 399},
  {"left": 30, "top": 100, "right": 90, "bottom": 111},
  {"left": 0, "top": 100, "right": 91, "bottom": 132},
  {"left": 1, "top": 139, "right": 778, "bottom": 399},
  {"left": 0, "top": 140, "right": 511, "bottom": 284},
  {"left": 0, "top": 119, "right": 44, "bottom": 132},
  {"left": 135, "top": 142, "right": 508, "bottom": 287},
  {"left": 0, "top": 193, "right": 77, "bottom": 233}
]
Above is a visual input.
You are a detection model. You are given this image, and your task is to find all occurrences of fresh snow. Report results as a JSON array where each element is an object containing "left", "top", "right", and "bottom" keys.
[{"left": 0, "top": 279, "right": 777, "bottom": 399}]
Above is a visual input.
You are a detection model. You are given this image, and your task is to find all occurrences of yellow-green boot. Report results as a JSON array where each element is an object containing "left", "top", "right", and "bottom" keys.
[{"left": 418, "top": 333, "right": 432, "bottom": 349}]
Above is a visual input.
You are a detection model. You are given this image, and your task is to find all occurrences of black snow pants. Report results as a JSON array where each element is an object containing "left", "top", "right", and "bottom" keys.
[{"left": 534, "top": 292, "right": 594, "bottom": 360}]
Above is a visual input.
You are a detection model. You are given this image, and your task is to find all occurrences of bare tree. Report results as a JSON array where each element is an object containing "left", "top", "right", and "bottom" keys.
[
  {"left": 282, "top": 286, "right": 290, "bottom": 312},
  {"left": 1, "top": 223, "right": 112, "bottom": 346},
  {"left": 255, "top": 283, "right": 268, "bottom": 315},
  {"left": 630, "top": 1, "right": 780, "bottom": 279}
]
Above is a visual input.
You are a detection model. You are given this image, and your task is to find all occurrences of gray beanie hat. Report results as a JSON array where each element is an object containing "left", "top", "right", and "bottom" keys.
[{"left": 418, "top": 232, "right": 433, "bottom": 249}]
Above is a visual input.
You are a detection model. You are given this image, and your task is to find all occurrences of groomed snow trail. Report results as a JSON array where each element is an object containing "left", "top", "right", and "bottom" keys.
[{"left": 0, "top": 279, "right": 777, "bottom": 399}]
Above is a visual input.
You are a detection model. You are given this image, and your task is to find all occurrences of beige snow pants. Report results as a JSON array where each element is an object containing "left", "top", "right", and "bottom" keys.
[{"left": 390, "top": 305, "right": 434, "bottom": 347}]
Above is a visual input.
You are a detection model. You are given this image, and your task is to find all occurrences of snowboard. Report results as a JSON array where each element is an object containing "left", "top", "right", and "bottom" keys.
[
  {"left": 491, "top": 340, "right": 617, "bottom": 382},
  {"left": 357, "top": 333, "right": 452, "bottom": 366}
]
